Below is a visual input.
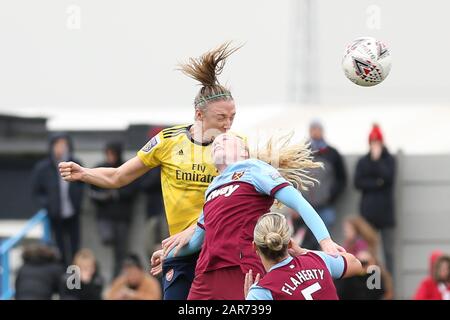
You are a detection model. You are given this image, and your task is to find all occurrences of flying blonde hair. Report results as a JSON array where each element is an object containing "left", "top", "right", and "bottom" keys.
[
  {"left": 252, "top": 131, "right": 323, "bottom": 191},
  {"left": 178, "top": 42, "right": 242, "bottom": 112}
]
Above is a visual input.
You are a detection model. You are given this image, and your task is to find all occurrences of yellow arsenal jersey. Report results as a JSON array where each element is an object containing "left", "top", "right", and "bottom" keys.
[{"left": 137, "top": 124, "right": 219, "bottom": 235}]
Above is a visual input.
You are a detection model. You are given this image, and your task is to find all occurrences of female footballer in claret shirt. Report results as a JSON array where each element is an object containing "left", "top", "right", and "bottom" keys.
[{"left": 151, "top": 133, "right": 345, "bottom": 299}]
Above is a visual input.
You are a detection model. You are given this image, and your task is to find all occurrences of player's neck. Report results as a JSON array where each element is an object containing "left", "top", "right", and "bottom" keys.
[
  {"left": 216, "top": 164, "right": 228, "bottom": 173},
  {"left": 262, "top": 254, "right": 290, "bottom": 272},
  {"left": 190, "top": 123, "right": 214, "bottom": 144}
]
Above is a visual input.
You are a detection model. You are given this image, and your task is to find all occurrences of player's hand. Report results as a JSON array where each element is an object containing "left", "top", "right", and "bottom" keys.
[
  {"left": 288, "top": 239, "right": 308, "bottom": 257},
  {"left": 244, "top": 269, "right": 260, "bottom": 298},
  {"left": 162, "top": 224, "right": 196, "bottom": 258},
  {"left": 150, "top": 249, "right": 164, "bottom": 276},
  {"left": 120, "top": 288, "right": 137, "bottom": 300},
  {"left": 319, "top": 238, "right": 346, "bottom": 256},
  {"left": 59, "top": 161, "right": 85, "bottom": 182}
]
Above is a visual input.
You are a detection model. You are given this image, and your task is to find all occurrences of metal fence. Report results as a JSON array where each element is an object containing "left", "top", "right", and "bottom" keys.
[{"left": 0, "top": 209, "right": 51, "bottom": 300}]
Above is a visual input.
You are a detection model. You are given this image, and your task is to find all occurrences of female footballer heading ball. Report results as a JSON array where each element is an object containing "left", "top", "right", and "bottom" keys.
[{"left": 59, "top": 42, "right": 243, "bottom": 300}]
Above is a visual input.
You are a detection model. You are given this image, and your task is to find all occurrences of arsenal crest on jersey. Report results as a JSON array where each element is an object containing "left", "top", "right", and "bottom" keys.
[{"left": 232, "top": 171, "right": 245, "bottom": 180}]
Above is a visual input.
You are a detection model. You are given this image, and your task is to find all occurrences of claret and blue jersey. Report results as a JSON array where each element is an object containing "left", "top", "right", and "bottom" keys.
[
  {"left": 195, "top": 159, "right": 291, "bottom": 276},
  {"left": 246, "top": 252, "right": 346, "bottom": 300},
  {"left": 168, "top": 158, "right": 333, "bottom": 297}
]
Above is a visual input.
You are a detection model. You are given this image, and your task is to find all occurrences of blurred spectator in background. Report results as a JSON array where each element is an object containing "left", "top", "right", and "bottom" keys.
[
  {"left": 297, "top": 119, "right": 347, "bottom": 250},
  {"left": 15, "top": 243, "right": 63, "bottom": 300},
  {"left": 88, "top": 142, "right": 138, "bottom": 277},
  {"left": 60, "top": 248, "right": 104, "bottom": 300},
  {"left": 105, "top": 253, "right": 161, "bottom": 300},
  {"left": 343, "top": 216, "right": 378, "bottom": 257},
  {"left": 31, "top": 133, "right": 84, "bottom": 266},
  {"left": 336, "top": 215, "right": 394, "bottom": 300},
  {"left": 414, "top": 251, "right": 450, "bottom": 300},
  {"left": 335, "top": 249, "right": 393, "bottom": 300},
  {"left": 354, "top": 124, "right": 396, "bottom": 275}
]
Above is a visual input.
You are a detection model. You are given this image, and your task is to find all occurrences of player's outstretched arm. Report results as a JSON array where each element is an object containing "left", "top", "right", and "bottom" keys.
[
  {"left": 339, "top": 252, "right": 363, "bottom": 278},
  {"left": 274, "top": 186, "right": 345, "bottom": 255},
  {"left": 164, "top": 225, "right": 205, "bottom": 259},
  {"left": 59, "top": 156, "right": 150, "bottom": 189},
  {"left": 163, "top": 211, "right": 206, "bottom": 259},
  {"left": 162, "top": 224, "right": 196, "bottom": 257},
  {"left": 313, "top": 251, "right": 363, "bottom": 279}
]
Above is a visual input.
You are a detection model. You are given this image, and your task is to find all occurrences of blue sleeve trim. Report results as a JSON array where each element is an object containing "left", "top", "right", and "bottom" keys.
[
  {"left": 274, "top": 186, "right": 330, "bottom": 242},
  {"left": 197, "top": 222, "right": 205, "bottom": 230},
  {"left": 270, "top": 182, "right": 290, "bottom": 197},
  {"left": 246, "top": 285, "right": 273, "bottom": 300},
  {"left": 312, "top": 251, "right": 346, "bottom": 279},
  {"left": 340, "top": 255, "right": 347, "bottom": 279}
]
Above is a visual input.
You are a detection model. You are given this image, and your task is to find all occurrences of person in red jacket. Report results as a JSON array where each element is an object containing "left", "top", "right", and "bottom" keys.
[{"left": 414, "top": 250, "right": 450, "bottom": 300}]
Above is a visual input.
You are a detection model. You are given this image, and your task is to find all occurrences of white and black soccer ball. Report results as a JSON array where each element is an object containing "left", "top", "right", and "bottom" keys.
[{"left": 342, "top": 37, "right": 391, "bottom": 87}]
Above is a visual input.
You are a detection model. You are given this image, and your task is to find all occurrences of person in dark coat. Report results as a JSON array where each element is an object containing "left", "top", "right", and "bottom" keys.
[
  {"left": 15, "top": 243, "right": 64, "bottom": 300},
  {"left": 30, "top": 133, "right": 85, "bottom": 266},
  {"left": 354, "top": 124, "right": 396, "bottom": 274},
  {"left": 88, "top": 142, "right": 138, "bottom": 277},
  {"left": 297, "top": 120, "right": 347, "bottom": 250}
]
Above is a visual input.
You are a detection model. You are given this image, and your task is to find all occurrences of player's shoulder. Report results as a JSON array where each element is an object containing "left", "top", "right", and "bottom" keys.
[
  {"left": 307, "top": 250, "right": 338, "bottom": 267},
  {"left": 139, "top": 124, "right": 189, "bottom": 154},
  {"left": 151, "top": 124, "right": 191, "bottom": 148},
  {"left": 306, "top": 250, "right": 327, "bottom": 260},
  {"left": 160, "top": 124, "right": 191, "bottom": 140}
]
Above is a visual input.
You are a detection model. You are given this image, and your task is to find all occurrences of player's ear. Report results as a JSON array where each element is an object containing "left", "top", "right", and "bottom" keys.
[
  {"left": 288, "top": 239, "right": 293, "bottom": 249},
  {"left": 195, "top": 108, "right": 204, "bottom": 121},
  {"left": 252, "top": 241, "right": 258, "bottom": 254}
]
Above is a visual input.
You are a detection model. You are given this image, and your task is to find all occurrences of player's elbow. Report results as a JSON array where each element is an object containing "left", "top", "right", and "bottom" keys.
[
  {"left": 342, "top": 253, "right": 363, "bottom": 278},
  {"left": 110, "top": 169, "right": 126, "bottom": 189}
]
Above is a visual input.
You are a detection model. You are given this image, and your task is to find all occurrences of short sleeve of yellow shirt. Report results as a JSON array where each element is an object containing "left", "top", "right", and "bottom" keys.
[{"left": 137, "top": 131, "right": 166, "bottom": 169}]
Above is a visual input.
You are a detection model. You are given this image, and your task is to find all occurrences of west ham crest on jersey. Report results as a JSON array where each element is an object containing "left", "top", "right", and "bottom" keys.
[{"left": 232, "top": 171, "right": 245, "bottom": 180}]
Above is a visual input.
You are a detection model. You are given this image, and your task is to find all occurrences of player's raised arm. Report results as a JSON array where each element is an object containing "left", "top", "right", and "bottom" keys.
[
  {"left": 150, "top": 213, "right": 206, "bottom": 276},
  {"left": 313, "top": 250, "right": 363, "bottom": 279},
  {"left": 274, "top": 186, "right": 345, "bottom": 255},
  {"left": 163, "top": 211, "right": 206, "bottom": 259},
  {"left": 252, "top": 135, "right": 345, "bottom": 256},
  {"left": 59, "top": 156, "right": 150, "bottom": 189}
]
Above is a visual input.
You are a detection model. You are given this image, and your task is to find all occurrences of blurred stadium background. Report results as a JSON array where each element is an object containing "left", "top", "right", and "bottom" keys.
[{"left": 0, "top": 0, "right": 449, "bottom": 300}]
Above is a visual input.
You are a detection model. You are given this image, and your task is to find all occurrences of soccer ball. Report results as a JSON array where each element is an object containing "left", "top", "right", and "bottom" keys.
[{"left": 342, "top": 37, "right": 391, "bottom": 87}]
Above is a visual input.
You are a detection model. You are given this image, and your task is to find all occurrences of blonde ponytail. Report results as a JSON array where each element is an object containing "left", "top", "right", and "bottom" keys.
[{"left": 254, "top": 213, "right": 291, "bottom": 261}]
